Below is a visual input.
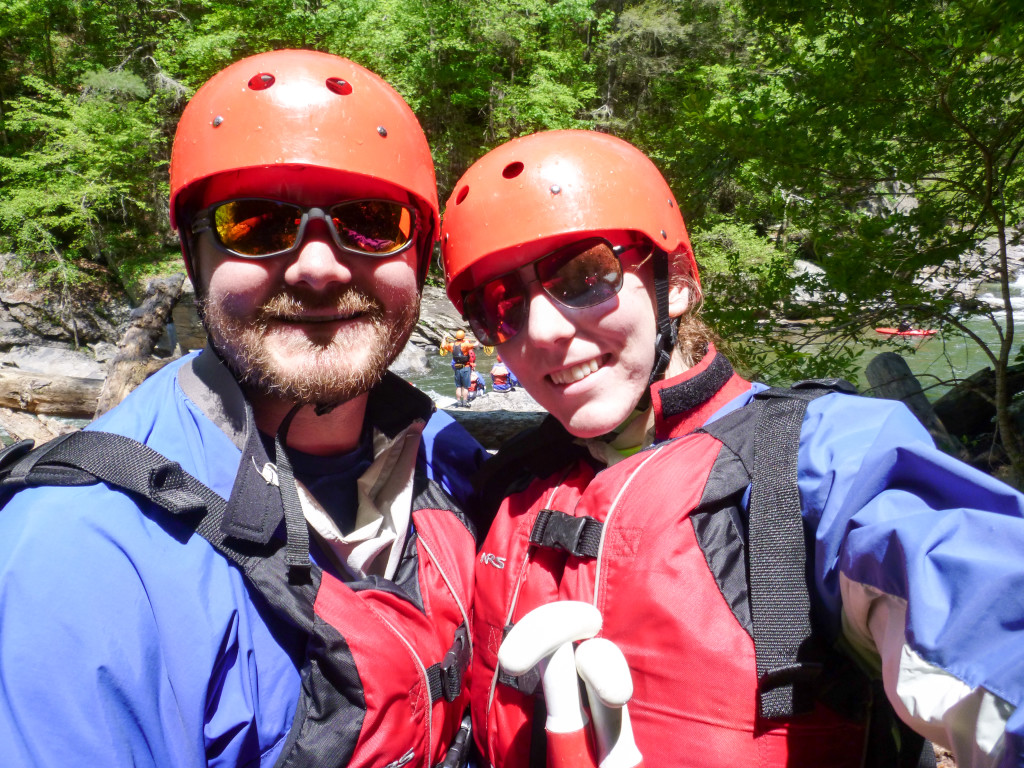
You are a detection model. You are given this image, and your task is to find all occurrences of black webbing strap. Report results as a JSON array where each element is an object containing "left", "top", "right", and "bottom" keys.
[
  {"left": 748, "top": 387, "right": 826, "bottom": 719},
  {"left": 648, "top": 249, "right": 676, "bottom": 386},
  {"left": 426, "top": 624, "right": 470, "bottom": 703},
  {"left": 529, "top": 509, "right": 603, "bottom": 558},
  {"left": 273, "top": 406, "right": 312, "bottom": 582},
  {"left": 0, "top": 430, "right": 269, "bottom": 574}
]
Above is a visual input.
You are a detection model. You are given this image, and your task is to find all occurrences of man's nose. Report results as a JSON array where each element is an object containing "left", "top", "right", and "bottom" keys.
[{"left": 283, "top": 216, "right": 354, "bottom": 290}]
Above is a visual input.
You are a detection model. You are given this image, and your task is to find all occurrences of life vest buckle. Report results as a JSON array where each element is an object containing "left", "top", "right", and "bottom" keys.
[
  {"left": 529, "top": 509, "right": 602, "bottom": 558},
  {"left": 440, "top": 624, "right": 470, "bottom": 702}
]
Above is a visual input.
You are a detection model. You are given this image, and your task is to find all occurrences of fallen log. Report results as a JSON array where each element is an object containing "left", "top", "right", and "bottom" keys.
[
  {"left": 95, "top": 274, "right": 185, "bottom": 417},
  {"left": 865, "top": 352, "right": 965, "bottom": 457},
  {"left": 0, "top": 406, "right": 78, "bottom": 444},
  {"left": 0, "top": 368, "right": 102, "bottom": 418}
]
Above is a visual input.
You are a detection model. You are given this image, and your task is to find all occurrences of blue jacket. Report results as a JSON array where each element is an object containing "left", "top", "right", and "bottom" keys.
[{"left": 0, "top": 350, "right": 486, "bottom": 767}]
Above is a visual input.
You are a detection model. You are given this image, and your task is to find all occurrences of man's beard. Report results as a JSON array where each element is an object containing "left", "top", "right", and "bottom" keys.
[{"left": 201, "top": 286, "right": 419, "bottom": 406}]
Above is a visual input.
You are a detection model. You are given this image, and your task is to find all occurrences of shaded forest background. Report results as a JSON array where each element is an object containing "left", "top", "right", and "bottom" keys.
[{"left": 4, "top": 0, "right": 1024, "bottom": 473}]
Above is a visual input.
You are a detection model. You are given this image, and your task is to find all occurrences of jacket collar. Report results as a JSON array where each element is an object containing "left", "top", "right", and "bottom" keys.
[{"left": 651, "top": 344, "right": 751, "bottom": 441}]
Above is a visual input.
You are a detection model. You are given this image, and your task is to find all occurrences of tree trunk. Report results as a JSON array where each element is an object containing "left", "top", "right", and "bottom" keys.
[{"left": 95, "top": 274, "right": 184, "bottom": 417}]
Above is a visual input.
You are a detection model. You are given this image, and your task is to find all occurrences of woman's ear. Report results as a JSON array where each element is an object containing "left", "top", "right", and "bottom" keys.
[{"left": 668, "top": 281, "right": 692, "bottom": 319}]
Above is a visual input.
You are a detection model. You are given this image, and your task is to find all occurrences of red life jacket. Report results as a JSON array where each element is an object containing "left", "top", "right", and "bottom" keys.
[{"left": 471, "top": 350, "right": 870, "bottom": 767}]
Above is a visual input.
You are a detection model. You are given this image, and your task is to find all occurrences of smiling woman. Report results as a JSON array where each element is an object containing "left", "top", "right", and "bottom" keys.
[{"left": 439, "top": 130, "right": 1024, "bottom": 768}]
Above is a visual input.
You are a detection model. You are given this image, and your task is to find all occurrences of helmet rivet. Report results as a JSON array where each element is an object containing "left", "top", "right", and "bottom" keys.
[
  {"left": 661, "top": 230, "right": 667, "bottom": 239},
  {"left": 444, "top": 233, "right": 449, "bottom": 242},
  {"left": 668, "top": 199, "right": 674, "bottom": 208},
  {"left": 377, "top": 126, "right": 388, "bottom": 137},
  {"left": 212, "top": 115, "right": 224, "bottom": 127},
  {"left": 550, "top": 184, "right": 561, "bottom": 195}
]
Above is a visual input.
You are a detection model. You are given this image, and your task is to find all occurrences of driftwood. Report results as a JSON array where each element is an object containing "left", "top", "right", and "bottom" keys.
[
  {"left": 0, "top": 368, "right": 103, "bottom": 418},
  {"left": 865, "top": 352, "right": 965, "bottom": 457},
  {"left": 0, "top": 406, "right": 76, "bottom": 444},
  {"left": 95, "top": 274, "right": 185, "bottom": 417}
]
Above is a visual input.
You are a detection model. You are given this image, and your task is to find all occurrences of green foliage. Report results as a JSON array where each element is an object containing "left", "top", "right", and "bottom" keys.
[
  {"left": 1, "top": 0, "right": 1023, "bottom": 472},
  {"left": 0, "top": 71, "right": 164, "bottom": 288}
]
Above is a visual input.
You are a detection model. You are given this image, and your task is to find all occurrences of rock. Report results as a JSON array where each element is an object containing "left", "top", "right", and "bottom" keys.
[
  {"left": 933, "top": 363, "right": 1024, "bottom": 440},
  {"left": 0, "top": 344, "right": 106, "bottom": 380},
  {"left": 0, "top": 253, "right": 133, "bottom": 347},
  {"left": 390, "top": 342, "right": 431, "bottom": 376},
  {"left": 89, "top": 341, "right": 119, "bottom": 364},
  {"left": 445, "top": 408, "right": 547, "bottom": 449},
  {"left": 458, "top": 387, "right": 544, "bottom": 413},
  {"left": 171, "top": 278, "right": 207, "bottom": 352},
  {"left": 0, "top": 320, "right": 35, "bottom": 348}
]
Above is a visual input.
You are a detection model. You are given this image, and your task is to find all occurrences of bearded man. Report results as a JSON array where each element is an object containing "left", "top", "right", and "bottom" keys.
[{"left": 0, "top": 50, "right": 485, "bottom": 768}]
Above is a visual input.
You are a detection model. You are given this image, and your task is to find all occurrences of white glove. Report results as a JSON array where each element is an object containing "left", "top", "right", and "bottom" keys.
[{"left": 498, "top": 602, "right": 644, "bottom": 768}]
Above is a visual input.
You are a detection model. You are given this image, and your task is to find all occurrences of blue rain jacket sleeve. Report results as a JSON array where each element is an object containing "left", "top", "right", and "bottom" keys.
[{"left": 792, "top": 391, "right": 1024, "bottom": 766}]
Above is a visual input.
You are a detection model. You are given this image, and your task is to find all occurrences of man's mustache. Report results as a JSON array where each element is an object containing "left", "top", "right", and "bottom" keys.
[{"left": 257, "top": 288, "right": 382, "bottom": 321}]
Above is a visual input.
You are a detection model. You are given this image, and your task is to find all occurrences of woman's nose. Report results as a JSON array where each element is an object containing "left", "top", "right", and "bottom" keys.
[{"left": 521, "top": 284, "right": 577, "bottom": 348}]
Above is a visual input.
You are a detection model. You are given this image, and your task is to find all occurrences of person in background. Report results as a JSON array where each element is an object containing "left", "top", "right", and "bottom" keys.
[
  {"left": 489, "top": 353, "right": 518, "bottom": 392},
  {"left": 449, "top": 329, "right": 477, "bottom": 407},
  {"left": 441, "top": 130, "right": 1024, "bottom": 768},
  {"left": 0, "top": 50, "right": 484, "bottom": 768},
  {"left": 467, "top": 369, "right": 487, "bottom": 402}
]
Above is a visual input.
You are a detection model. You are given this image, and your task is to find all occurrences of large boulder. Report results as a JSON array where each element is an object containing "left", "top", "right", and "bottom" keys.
[{"left": 0, "top": 253, "right": 133, "bottom": 349}]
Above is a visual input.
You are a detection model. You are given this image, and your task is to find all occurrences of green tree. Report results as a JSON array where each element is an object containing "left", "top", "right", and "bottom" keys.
[{"left": 708, "top": 0, "right": 1024, "bottom": 478}]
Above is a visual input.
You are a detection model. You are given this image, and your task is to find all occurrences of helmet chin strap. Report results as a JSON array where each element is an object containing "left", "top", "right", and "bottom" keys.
[{"left": 635, "top": 249, "right": 677, "bottom": 412}]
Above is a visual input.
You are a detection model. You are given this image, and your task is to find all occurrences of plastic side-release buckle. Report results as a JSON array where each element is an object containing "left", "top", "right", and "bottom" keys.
[
  {"left": 429, "top": 624, "right": 470, "bottom": 703},
  {"left": 496, "top": 622, "right": 542, "bottom": 695},
  {"left": 529, "top": 509, "right": 602, "bottom": 558}
]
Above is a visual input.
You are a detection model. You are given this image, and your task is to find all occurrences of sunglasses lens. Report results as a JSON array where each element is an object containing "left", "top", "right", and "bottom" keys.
[
  {"left": 536, "top": 239, "right": 623, "bottom": 308},
  {"left": 464, "top": 274, "right": 527, "bottom": 345},
  {"left": 212, "top": 200, "right": 302, "bottom": 257},
  {"left": 330, "top": 200, "right": 415, "bottom": 255}
]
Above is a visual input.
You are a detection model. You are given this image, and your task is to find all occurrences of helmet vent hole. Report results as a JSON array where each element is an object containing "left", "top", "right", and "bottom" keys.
[
  {"left": 502, "top": 161, "right": 524, "bottom": 179},
  {"left": 248, "top": 73, "right": 275, "bottom": 90},
  {"left": 455, "top": 186, "right": 470, "bottom": 205},
  {"left": 325, "top": 77, "right": 353, "bottom": 95}
]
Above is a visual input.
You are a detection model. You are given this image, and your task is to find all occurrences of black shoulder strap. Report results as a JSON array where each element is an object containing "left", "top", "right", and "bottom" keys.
[
  {"left": 0, "top": 431, "right": 267, "bottom": 575},
  {"left": 704, "top": 379, "right": 857, "bottom": 720},
  {"left": 748, "top": 386, "right": 828, "bottom": 718}
]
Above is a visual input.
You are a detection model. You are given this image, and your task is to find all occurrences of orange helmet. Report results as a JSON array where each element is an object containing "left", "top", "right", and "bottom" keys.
[
  {"left": 454, "top": 329, "right": 465, "bottom": 340},
  {"left": 169, "top": 49, "right": 439, "bottom": 281},
  {"left": 440, "top": 130, "right": 695, "bottom": 313}
]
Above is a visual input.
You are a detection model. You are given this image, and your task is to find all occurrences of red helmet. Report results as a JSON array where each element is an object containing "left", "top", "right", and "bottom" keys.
[
  {"left": 169, "top": 49, "right": 439, "bottom": 280},
  {"left": 440, "top": 130, "right": 696, "bottom": 312}
]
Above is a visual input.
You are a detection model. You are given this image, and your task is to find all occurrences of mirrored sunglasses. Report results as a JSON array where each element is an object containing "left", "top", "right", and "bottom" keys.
[
  {"left": 192, "top": 197, "right": 417, "bottom": 259},
  {"left": 462, "top": 237, "right": 647, "bottom": 346}
]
